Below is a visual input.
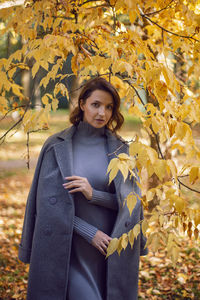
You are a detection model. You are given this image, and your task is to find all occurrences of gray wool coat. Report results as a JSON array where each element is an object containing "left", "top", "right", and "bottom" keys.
[{"left": 18, "top": 124, "right": 148, "bottom": 300}]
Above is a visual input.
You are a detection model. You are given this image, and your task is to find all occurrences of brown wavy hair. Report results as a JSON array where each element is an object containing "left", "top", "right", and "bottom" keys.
[{"left": 69, "top": 77, "right": 124, "bottom": 132}]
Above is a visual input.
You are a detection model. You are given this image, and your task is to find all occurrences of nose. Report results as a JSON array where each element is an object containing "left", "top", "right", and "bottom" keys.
[{"left": 98, "top": 106, "right": 105, "bottom": 116}]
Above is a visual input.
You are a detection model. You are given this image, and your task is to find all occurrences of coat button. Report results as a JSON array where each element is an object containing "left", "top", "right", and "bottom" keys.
[
  {"left": 49, "top": 197, "right": 57, "bottom": 205},
  {"left": 125, "top": 221, "right": 131, "bottom": 227}
]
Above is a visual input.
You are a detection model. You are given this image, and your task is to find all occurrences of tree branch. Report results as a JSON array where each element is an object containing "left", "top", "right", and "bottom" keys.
[
  {"left": 141, "top": 13, "right": 199, "bottom": 42},
  {"left": 79, "top": 0, "right": 108, "bottom": 7},
  {"left": 144, "top": 0, "right": 175, "bottom": 16},
  {"left": 26, "top": 132, "right": 30, "bottom": 169},
  {"left": 0, "top": 107, "right": 28, "bottom": 145},
  {"left": 177, "top": 177, "right": 200, "bottom": 194}
]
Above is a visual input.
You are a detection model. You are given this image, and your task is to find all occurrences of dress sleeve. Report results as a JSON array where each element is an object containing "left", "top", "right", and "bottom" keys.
[
  {"left": 73, "top": 216, "right": 98, "bottom": 244},
  {"left": 89, "top": 189, "right": 118, "bottom": 211}
]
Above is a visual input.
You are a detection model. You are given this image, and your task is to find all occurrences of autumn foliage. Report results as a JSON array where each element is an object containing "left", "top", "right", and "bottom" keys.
[{"left": 0, "top": 0, "right": 200, "bottom": 264}]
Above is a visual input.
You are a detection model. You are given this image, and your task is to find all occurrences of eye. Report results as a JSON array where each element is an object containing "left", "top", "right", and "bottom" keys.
[
  {"left": 107, "top": 105, "right": 113, "bottom": 110},
  {"left": 92, "top": 102, "right": 99, "bottom": 108}
]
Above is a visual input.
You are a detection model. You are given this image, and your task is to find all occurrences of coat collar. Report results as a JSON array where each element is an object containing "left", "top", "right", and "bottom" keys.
[{"left": 53, "top": 124, "right": 128, "bottom": 200}]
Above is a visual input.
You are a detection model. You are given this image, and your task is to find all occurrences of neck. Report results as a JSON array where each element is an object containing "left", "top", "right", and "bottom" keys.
[{"left": 75, "top": 120, "right": 105, "bottom": 137}]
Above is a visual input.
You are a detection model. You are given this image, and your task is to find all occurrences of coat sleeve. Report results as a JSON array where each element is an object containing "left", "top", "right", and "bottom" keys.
[{"left": 18, "top": 142, "right": 48, "bottom": 263}]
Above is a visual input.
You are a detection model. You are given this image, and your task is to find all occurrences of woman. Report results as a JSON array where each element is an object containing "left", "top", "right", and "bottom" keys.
[{"left": 18, "top": 77, "right": 148, "bottom": 300}]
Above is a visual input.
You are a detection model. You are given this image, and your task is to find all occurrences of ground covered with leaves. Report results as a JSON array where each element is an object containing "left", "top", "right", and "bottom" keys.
[{"left": 0, "top": 169, "right": 199, "bottom": 300}]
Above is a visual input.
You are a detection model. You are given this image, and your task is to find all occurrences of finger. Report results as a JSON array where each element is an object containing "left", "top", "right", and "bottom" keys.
[
  {"left": 99, "top": 246, "right": 106, "bottom": 256},
  {"left": 101, "top": 243, "right": 108, "bottom": 250},
  {"left": 103, "top": 240, "right": 110, "bottom": 246},
  {"left": 63, "top": 181, "right": 83, "bottom": 188},
  {"left": 65, "top": 176, "right": 83, "bottom": 180},
  {"left": 63, "top": 180, "right": 82, "bottom": 185},
  {"left": 68, "top": 187, "right": 82, "bottom": 193}
]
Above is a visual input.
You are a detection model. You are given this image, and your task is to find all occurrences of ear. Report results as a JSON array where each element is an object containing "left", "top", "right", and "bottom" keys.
[{"left": 80, "top": 99, "right": 84, "bottom": 111}]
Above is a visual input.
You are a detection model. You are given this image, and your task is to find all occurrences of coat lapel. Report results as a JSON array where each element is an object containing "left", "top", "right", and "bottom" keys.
[
  {"left": 53, "top": 125, "right": 76, "bottom": 184},
  {"left": 53, "top": 124, "right": 128, "bottom": 204}
]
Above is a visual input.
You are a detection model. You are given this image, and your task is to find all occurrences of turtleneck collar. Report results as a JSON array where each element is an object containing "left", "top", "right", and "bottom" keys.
[{"left": 75, "top": 121, "right": 106, "bottom": 137}]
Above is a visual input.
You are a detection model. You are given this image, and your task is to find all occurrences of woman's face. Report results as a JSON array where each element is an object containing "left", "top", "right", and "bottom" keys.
[{"left": 80, "top": 89, "right": 114, "bottom": 128}]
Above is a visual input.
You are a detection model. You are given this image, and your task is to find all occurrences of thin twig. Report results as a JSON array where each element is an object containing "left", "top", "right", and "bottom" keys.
[
  {"left": 153, "top": 128, "right": 164, "bottom": 159},
  {"left": 0, "top": 105, "right": 28, "bottom": 122},
  {"left": 79, "top": 0, "right": 108, "bottom": 7},
  {"left": 0, "top": 109, "right": 27, "bottom": 144},
  {"left": 144, "top": 0, "right": 175, "bottom": 16},
  {"left": 178, "top": 177, "right": 200, "bottom": 194},
  {"left": 26, "top": 132, "right": 30, "bottom": 169},
  {"left": 141, "top": 13, "right": 199, "bottom": 42}
]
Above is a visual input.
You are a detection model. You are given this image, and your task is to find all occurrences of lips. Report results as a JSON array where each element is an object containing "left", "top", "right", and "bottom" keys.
[{"left": 96, "top": 119, "right": 105, "bottom": 122}]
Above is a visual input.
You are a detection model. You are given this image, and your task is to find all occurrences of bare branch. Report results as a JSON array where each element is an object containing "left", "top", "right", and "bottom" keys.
[
  {"left": 0, "top": 108, "right": 27, "bottom": 144},
  {"left": 141, "top": 13, "right": 199, "bottom": 42},
  {"left": 178, "top": 177, "right": 200, "bottom": 194},
  {"left": 144, "top": 0, "right": 175, "bottom": 16},
  {"left": 0, "top": 105, "right": 28, "bottom": 122},
  {"left": 26, "top": 132, "right": 30, "bottom": 169},
  {"left": 79, "top": 0, "right": 109, "bottom": 7}
]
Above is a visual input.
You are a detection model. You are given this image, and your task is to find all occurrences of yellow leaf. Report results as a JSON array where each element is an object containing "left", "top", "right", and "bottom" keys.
[
  {"left": 117, "top": 237, "right": 123, "bottom": 255},
  {"left": 11, "top": 84, "right": 24, "bottom": 97},
  {"left": 146, "top": 147, "right": 158, "bottom": 164},
  {"left": 154, "top": 159, "right": 166, "bottom": 181},
  {"left": 142, "top": 219, "right": 148, "bottom": 235},
  {"left": 171, "top": 245, "right": 179, "bottom": 266},
  {"left": 118, "top": 161, "right": 128, "bottom": 181},
  {"left": 129, "top": 9, "right": 137, "bottom": 23},
  {"left": 128, "top": 229, "right": 135, "bottom": 248},
  {"left": 151, "top": 116, "right": 160, "bottom": 134},
  {"left": 106, "top": 238, "right": 119, "bottom": 258},
  {"left": 175, "top": 122, "right": 188, "bottom": 140},
  {"left": 126, "top": 193, "right": 137, "bottom": 215},
  {"left": 107, "top": 158, "right": 118, "bottom": 174},
  {"left": 128, "top": 105, "right": 144, "bottom": 119},
  {"left": 42, "top": 95, "right": 49, "bottom": 105},
  {"left": 108, "top": 164, "right": 119, "bottom": 184},
  {"left": 145, "top": 232, "right": 155, "bottom": 249},
  {"left": 173, "top": 195, "right": 185, "bottom": 214},
  {"left": 32, "top": 61, "right": 40, "bottom": 78},
  {"left": 189, "top": 167, "right": 199, "bottom": 184},
  {"left": 151, "top": 232, "right": 160, "bottom": 252},
  {"left": 118, "top": 153, "right": 129, "bottom": 160},
  {"left": 167, "top": 159, "right": 177, "bottom": 180},
  {"left": 121, "top": 233, "right": 128, "bottom": 250},
  {"left": 133, "top": 223, "right": 140, "bottom": 240},
  {"left": 194, "top": 210, "right": 200, "bottom": 227},
  {"left": 0, "top": 96, "right": 8, "bottom": 113},
  {"left": 154, "top": 80, "right": 168, "bottom": 110}
]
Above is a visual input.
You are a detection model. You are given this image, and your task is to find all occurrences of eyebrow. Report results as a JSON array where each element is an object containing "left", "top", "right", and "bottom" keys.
[{"left": 93, "top": 100, "right": 113, "bottom": 105}]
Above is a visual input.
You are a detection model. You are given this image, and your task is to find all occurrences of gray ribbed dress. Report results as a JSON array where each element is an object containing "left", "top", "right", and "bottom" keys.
[{"left": 66, "top": 121, "right": 118, "bottom": 300}]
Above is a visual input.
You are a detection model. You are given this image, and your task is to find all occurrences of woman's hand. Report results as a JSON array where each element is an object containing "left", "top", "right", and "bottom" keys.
[
  {"left": 63, "top": 176, "right": 93, "bottom": 200},
  {"left": 91, "top": 230, "right": 112, "bottom": 256}
]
